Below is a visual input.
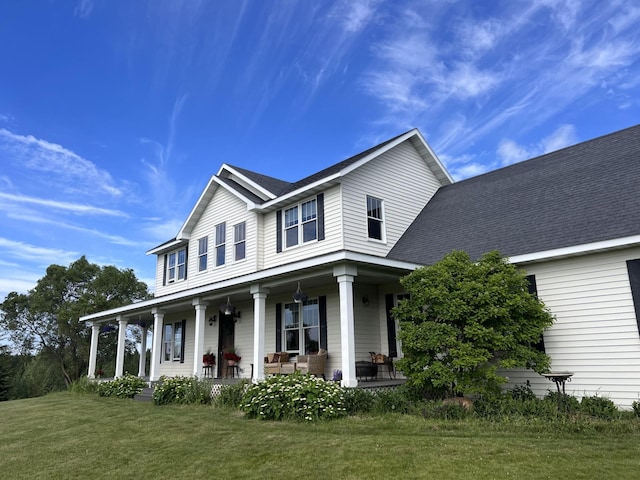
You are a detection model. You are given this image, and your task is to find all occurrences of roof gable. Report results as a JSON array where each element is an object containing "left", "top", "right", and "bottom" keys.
[{"left": 388, "top": 124, "right": 640, "bottom": 265}]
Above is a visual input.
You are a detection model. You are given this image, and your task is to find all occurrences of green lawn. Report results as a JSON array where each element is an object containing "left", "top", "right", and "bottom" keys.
[{"left": 2, "top": 393, "right": 640, "bottom": 479}]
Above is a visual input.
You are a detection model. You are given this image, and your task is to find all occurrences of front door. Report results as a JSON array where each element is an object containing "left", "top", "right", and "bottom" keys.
[{"left": 218, "top": 313, "right": 235, "bottom": 377}]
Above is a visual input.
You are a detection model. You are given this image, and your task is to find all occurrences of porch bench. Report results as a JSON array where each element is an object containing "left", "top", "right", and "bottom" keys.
[{"left": 264, "top": 352, "right": 295, "bottom": 375}]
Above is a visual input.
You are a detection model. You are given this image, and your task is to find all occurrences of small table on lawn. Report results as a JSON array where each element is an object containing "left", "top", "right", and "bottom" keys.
[{"left": 542, "top": 372, "right": 573, "bottom": 412}]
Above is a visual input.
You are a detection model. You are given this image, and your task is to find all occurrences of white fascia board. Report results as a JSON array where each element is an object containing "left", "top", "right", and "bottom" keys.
[
  {"left": 80, "top": 250, "right": 419, "bottom": 322},
  {"left": 412, "top": 129, "right": 455, "bottom": 185},
  {"left": 218, "top": 164, "right": 277, "bottom": 200},
  {"left": 176, "top": 175, "right": 217, "bottom": 239},
  {"left": 509, "top": 235, "right": 640, "bottom": 265},
  {"left": 213, "top": 176, "right": 259, "bottom": 209},
  {"left": 146, "top": 239, "right": 184, "bottom": 256},
  {"left": 259, "top": 173, "right": 342, "bottom": 210}
]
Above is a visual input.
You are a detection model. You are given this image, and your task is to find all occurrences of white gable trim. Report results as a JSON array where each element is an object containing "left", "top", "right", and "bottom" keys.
[
  {"left": 258, "top": 129, "right": 452, "bottom": 211},
  {"left": 509, "top": 234, "right": 640, "bottom": 265},
  {"left": 218, "top": 164, "right": 278, "bottom": 200}
]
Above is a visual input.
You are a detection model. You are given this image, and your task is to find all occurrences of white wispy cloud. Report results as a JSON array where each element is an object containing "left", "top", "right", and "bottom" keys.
[
  {"left": 0, "top": 128, "right": 125, "bottom": 198},
  {"left": 0, "top": 192, "right": 128, "bottom": 217},
  {"left": 74, "top": 0, "right": 94, "bottom": 19},
  {"left": 0, "top": 237, "right": 79, "bottom": 264},
  {"left": 497, "top": 124, "right": 578, "bottom": 165}
]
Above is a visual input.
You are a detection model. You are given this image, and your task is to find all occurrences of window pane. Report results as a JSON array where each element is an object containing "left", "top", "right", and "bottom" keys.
[
  {"left": 234, "top": 222, "right": 246, "bottom": 242},
  {"left": 286, "top": 330, "right": 299, "bottom": 351},
  {"left": 198, "top": 237, "right": 208, "bottom": 255},
  {"left": 216, "top": 245, "right": 225, "bottom": 266},
  {"left": 163, "top": 324, "right": 173, "bottom": 361},
  {"left": 302, "top": 219, "right": 317, "bottom": 242},
  {"left": 284, "top": 207, "right": 298, "bottom": 227},
  {"left": 284, "top": 303, "right": 299, "bottom": 328},
  {"left": 285, "top": 225, "right": 298, "bottom": 247},
  {"left": 215, "top": 223, "right": 226, "bottom": 244},
  {"left": 177, "top": 249, "right": 186, "bottom": 264},
  {"left": 367, "top": 196, "right": 382, "bottom": 219},
  {"left": 235, "top": 242, "right": 245, "bottom": 261},
  {"left": 168, "top": 253, "right": 176, "bottom": 267},
  {"left": 173, "top": 322, "right": 183, "bottom": 361},
  {"left": 301, "top": 200, "right": 316, "bottom": 221},
  {"left": 368, "top": 218, "right": 382, "bottom": 240},
  {"left": 304, "top": 326, "right": 320, "bottom": 353},
  {"left": 302, "top": 300, "right": 319, "bottom": 327}
]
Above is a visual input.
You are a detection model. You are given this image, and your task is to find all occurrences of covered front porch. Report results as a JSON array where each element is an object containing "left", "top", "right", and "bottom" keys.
[{"left": 81, "top": 257, "right": 411, "bottom": 388}]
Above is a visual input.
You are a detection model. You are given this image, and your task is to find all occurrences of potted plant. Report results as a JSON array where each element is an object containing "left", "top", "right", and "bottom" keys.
[
  {"left": 223, "top": 347, "right": 241, "bottom": 365},
  {"left": 202, "top": 349, "right": 216, "bottom": 366}
]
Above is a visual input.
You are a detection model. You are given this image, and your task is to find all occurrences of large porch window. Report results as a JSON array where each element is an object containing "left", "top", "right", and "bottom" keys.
[
  {"left": 162, "top": 320, "right": 185, "bottom": 362},
  {"left": 283, "top": 299, "right": 320, "bottom": 354}
]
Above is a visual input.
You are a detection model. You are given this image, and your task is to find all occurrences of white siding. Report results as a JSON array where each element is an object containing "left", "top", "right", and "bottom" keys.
[
  {"left": 154, "top": 187, "right": 258, "bottom": 296},
  {"left": 503, "top": 247, "right": 640, "bottom": 408},
  {"left": 263, "top": 185, "right": 344, "bottom": 269},
  {"left": 342, "top": 141, "right": 443, "bottom": 256}
]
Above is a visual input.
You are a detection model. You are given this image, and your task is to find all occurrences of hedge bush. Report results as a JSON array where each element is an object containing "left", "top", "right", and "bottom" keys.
[
  {"left": 152, "top": 376, "right": 212, "bottom": 405},
  {"left": 97, "top": 374, "right": 146, "bottom": 399},
  {"left": 240, "top": 373, "right": 347, "bottom": 421}
]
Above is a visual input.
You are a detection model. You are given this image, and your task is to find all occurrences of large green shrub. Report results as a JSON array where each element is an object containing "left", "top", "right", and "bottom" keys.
[
  {"left": 69, "top": 376, "right": 99, "bottom": 395},
  {"left": 97, "top": 374, "right": 146, "bottom": 399},
  {"left": 580, "top": 394, "right": 619, "bottom": 420},
  {"left": 152, "top": 376, "right": 212, "bottom": 405},
  {"left": 343, "top": 387, "right": 375, "bottom": 415},
  {"left": 240, "top": 373, "right": 347, "bottom": 421}
]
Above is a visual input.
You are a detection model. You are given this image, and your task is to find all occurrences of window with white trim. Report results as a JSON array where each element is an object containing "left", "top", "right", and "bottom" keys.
[
  {"left": 366, "top": 195, "right": 384, "bottom": 241},
  {"left": 167, "top": 248, "right": 187, "bottom": 283},
  {"left": 198, "top": 237, "right": 208, "bottom": 272},
  {"left": 215, "top": 223, "right": 226, "bottom": 266},
  {"left": 284, "top": 198, "right": 317, "bottom": 248},
  {"left": 163, "top": 321, "right": 185, "bottom": 362},
  {"left": 234, "top": 222, "right": 246, "bottom": 261},
  {"left": 283, "top": 299, "right": 320, "bottom": 354}
]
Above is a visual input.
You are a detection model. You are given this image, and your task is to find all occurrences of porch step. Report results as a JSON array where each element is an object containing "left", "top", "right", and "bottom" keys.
[{"left": 134, "top": 387, "right": 154, "bottom": 402}]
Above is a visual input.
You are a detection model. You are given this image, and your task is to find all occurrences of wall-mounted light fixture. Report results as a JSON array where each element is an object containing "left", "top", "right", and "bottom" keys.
[
  {"left": 292, "top": 282, "right": 308, "bottom": 304},
  {"left": 362, "top": 295, "right": 370, "bottom": 306},
  {"left": 208, "top": 315, "right": 216, "bottom": 326}
]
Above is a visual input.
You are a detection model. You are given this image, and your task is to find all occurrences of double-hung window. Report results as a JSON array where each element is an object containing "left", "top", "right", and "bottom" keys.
[
  {"left": 198, "top": 237, "right": 208, "bottom": 272},
  {"left": 283, "top": 299, "right": 320, "bottom": 354},
  {"left": 163, "top": 321, "right": 185, "bottom": 362},
  {"left": 234, "top": 222, "right": 246, "bottom": 261},
  {"left": 366, "top": 195, "right": 384, "bottom": 241},
  {"left": 284, "top": 198, "right": 317, "bottom": 248},
  {"left": 167, "top": 248, "right": 187, "bottom": 283},
  {"left": 215, "top": 223, "right": 226, "bottom": 266}
]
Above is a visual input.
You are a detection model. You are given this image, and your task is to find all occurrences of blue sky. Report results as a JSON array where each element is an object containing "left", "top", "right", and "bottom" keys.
[{"left": 1, "top": 0, "right": 639, "bottom": 303}]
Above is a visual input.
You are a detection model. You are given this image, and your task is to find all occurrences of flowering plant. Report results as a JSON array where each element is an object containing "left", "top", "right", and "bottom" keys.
[
  {"left": 223, "top": 352, "right": 241, "bottom": 362},
  {"left": 96, "top": 369, "right": 105, "bottom": 377}
]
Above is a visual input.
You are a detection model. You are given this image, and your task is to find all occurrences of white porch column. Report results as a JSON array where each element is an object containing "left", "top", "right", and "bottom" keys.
[
  {"left": 250, "top": 284, "right": 269, "bottom": 383},
  {"left": 334, "top": 264, "right": 358, "bottom": 388},
  {"left": 115, "top": 315, "right": 128, "bottom": 378},
  {"left": 150, "top": 308, "right": 165, "bottom": 381},
  {"left": 88, "top": 323, "right": 100, "bottom": 378},
  {"left": 193, "top": 298, "right": 208, "bottom": 377},
  {"left": 138, "top": 323, "right": 148, "bottom": 378}
]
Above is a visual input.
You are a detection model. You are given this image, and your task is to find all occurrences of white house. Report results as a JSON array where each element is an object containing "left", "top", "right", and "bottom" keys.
[{"left": 81, "top": 124, "right": 640, "bottom": 407}]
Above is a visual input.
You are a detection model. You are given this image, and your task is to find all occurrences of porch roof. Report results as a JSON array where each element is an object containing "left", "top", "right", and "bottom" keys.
[{"left": 79, "top": 250, "right": 420, "bottom": 324}]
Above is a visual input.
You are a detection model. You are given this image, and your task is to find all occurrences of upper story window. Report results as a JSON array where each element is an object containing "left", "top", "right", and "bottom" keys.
[
  {"left": 234, "top": 222, "right": 246, "bottom": 261},
  {"left": 276, "top": 193, "right": 324, "bottom": 254},
  {"left": 283, "top": 299, "right": 320, "bottom": 354},
  {"left": 215, "top": 223, "right": 226, "bottom": 266},
  {"left": 167, "top": 248, "right": 187, "bottom": 283},
  {"left": 366, "top": 195, "right": 385, "bottom": 241},
  {"left": 198, "top": 237, "right": 208, "bottom": 272},
  {"left": 284, "top": 198, "right": 317, "bottom": 248}
]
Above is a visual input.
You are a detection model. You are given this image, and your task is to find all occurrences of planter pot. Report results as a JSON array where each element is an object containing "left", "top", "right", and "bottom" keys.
[
  {"left": 203, "top": 354, "right": 216, "bottom": 366},
  {"left": 227, "top": 359, "right": 236, "bottom": 366}
]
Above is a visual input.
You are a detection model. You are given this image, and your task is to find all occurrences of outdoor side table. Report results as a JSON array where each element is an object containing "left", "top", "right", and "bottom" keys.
[{"left": 542, "top": 372, "right": 573, "bottom": 412}]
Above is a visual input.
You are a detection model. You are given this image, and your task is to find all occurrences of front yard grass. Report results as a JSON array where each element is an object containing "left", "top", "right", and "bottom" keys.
[{"left": 2, "top": 392, "right": 640, "bottom": 479}]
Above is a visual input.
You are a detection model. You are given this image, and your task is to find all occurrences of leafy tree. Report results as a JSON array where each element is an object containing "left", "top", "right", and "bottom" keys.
[
  {"left": 395, "top": 250, "right": 553, "bottom": 397},
  {"left": 0, "top": 256, "right": 150, "bottom": 388}
]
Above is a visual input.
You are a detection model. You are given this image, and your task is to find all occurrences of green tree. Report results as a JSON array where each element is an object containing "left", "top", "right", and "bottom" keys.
[
  {"left": 395, "top": 250, "right": 553, "bottom": 397},
  {"left": 0, "top": 256, "right": 150, "bottom": 388}
]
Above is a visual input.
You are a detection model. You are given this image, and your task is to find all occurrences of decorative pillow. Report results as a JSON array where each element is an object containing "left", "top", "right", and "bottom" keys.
[
  {"left": 271, "top": 353, "right": 280, "bottom": 363},
  {"left": 278, "top": 352, "right": 289, "bottom": 362}
]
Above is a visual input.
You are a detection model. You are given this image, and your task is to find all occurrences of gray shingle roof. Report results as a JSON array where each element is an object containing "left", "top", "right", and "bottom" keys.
[
  {"left": 388, "top": 124, "right": 640, "bottom": 265},
  {"left": 225, "top": 164, "right": 292, "bottom": 197}
]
